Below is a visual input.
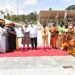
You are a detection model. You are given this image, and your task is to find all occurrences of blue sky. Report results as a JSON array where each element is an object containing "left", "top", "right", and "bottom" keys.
[{"left": 0, "top": 0, "right": 75, "bottom": 15}]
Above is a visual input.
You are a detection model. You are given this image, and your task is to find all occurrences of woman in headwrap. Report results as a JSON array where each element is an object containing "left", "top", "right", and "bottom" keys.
[
  {"left": 22, "top": 23, "right": 30, "bottom": 50},
  {"left": 58, "top": 23, "right": 64, "bottom": 49},
  {"left": 50, "top": 23, "right": 58, "bottom": 49},
  {"left": 61, "top": 25, "right": 69, "bottom": 51},
  {"left": 7, "top": 23, "right": 16, "bottom": 52}
]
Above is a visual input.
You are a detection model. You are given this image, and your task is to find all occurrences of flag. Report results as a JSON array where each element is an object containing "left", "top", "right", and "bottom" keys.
[
  {"left": 55, "top": 12, "right": 58, "bottom": 19},
  {"left": 64, "top": 10, "right": 67, "bottom": 21},
  {"left": 55, "top": 12, "right": 59, "bottom": 25}
]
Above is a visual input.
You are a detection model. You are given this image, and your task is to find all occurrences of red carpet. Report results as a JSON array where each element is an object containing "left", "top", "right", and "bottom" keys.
[{"left": 0, "top": 47, "right": 69, "bottom": 57}]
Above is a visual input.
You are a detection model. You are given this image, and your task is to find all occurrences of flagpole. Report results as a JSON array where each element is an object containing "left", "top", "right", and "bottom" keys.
[
  {"left": 55, "top": 12, "right": 58, "bottom": 25},
  {"left": 17, "top": 0, "right": 19, "bottom": 22},
  {"left": 57, "top": 12, "right": 58, "bottom": 26},
  {"left": 64, "top": 10, "right": 67, "bottom": 23}
]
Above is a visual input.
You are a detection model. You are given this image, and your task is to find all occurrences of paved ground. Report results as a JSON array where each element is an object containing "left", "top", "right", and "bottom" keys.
[
  {"left": 0, "top": 67, "right": 75, "bottom": 75},
  {"left": 0, "top": 56, "right": 75, "bottom": 75},
  {"left": 0, "top": 56, "right": 75, "bottom": 69}
]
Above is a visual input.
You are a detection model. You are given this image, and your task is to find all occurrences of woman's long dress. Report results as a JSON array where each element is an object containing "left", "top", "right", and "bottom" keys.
[
  {"left": 0, "top": 27, "right": 8, "bottom": 53},
  {"left": 21, "top": 27, "right": 30, "bottom": 45},
  {"left": 58, "top": 26, "right": 64, "bottom": 48},
  {"left": 8, "top": 27, "right": 16, "bottom": 51},
  {"left": 50, "top": 26, "right": 58, "bottom": 48}
]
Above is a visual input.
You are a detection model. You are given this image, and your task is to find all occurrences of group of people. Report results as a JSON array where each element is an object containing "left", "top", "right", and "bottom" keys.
[
  {"left": 0, "top": 21, "right": 16, "bottom": 53},
  {"left": 0, "top": 20, "right": 75, "bottom": 53},
  {"left": 16, "top": 22, "right": 38, "bottom": 50},
  {"left": 42, "top": 22, "right": 75, "bottom": 51},
  {"left": 0, "top": 21, "right": 38, "bottom": 53}
]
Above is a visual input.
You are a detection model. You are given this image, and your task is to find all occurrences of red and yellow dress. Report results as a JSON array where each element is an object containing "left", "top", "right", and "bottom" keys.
[
  {"left": 50, "top": 26, "right": 58, "bottom": 48},
  {"left": 61, "top": 28, "right": 69, "bottom": 50}
]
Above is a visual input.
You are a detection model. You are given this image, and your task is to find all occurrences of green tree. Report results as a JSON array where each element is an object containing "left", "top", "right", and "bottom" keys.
[
  {"left": 7, "top": 13, "right": 10, "bottom": 20},
  {"left": 21, "top": 15, "right": 25, "bottom": 22},
  {"left": 49, "top": 8, "right": 52, "bottom": 10},
  {"left": 11, "top": 15, "right": 18, "bottom": 22},
  {"left": 66, "top": 5, "right": 75, "bottom": 10},
  {"left": 4, "top": 11, "right": 38, "bottom": 23},
  {"left": 0, "top": 10, "right": 4, "bottom": 14},
  {"left": 29, "top": 12, "right": 37, "bottom": 23}
]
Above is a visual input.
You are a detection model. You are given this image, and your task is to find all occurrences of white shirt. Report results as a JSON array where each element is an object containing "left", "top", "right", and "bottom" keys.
[
  {"left": 0, "top": 27, "right": 7, "bottom": 53},
  {"left": 29, "top": 25, "right": 38, "bottom": 38},
  {"left": 64, "top": 28, "right": 68, "bottom": 33},
  {"left": 0, "top": 27, "right": 6, "bottom": 36},
  {"left": 15, "top": 27, "right": 24, "bottom": 38},
  {"left": 23, "top": 26, "right": 30, "bottom": 33},
  {"left": 0, "top": 27, "right": 3, "bottom": 35}
]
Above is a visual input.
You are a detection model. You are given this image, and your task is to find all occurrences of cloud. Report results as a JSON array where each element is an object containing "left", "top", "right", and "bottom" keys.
[
  {"left": 1, "top": 5, "right": 16, "bottom": 15},
  {"left": 63, "top": 0, "right": 72, "bottom": 2},
  {"left": 0, "top": 4, "right": 25, "bottom": 15},
  {"left": 0, "top": 0, "right": 25, "bottom": 15},
  {"left": 0, "top": 0, "right": 38, "bottom": 15},
  {"left": 24, "top": 0, "right": 37, "bottom": 5}
]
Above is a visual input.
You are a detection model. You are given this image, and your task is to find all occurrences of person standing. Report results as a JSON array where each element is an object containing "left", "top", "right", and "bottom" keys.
[
  {"left": 49, "top": 23, "right": 58, "bottom": 49},
  {"left": 0, "top": 20, "right": 8, "bottom": 53},
  {"left": 61, "top": 25, "right": 69, "bottom": 51},
  {"left": 7, "top": 23, "right": 16, "bottom": 52},
  {"left": 41, "top": 24, "right": 48, "bottom": 49},
  {"left": 29, "top": 23, "right": 38, "bottom": 50},
  {"left": 58, "top": 23, "right": 64, "bottom": 49},
  {"left": 15, "top": 26, "right": 24, "bottom": 50},
  {"left": 22, "top": 23, "right": 30, "bottom": 50}
]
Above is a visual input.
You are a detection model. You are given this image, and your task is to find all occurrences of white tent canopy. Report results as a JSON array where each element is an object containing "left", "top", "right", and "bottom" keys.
[
  {"left": 5, "top": 19, "right": 23, "bottom": 26},
  {"left": 5, "top": 19, "right": 13, "bottom": 24}
]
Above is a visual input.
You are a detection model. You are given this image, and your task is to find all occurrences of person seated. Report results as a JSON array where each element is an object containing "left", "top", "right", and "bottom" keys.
[{"left": 61, "top": 39, "right": 69, "bottom": 51}]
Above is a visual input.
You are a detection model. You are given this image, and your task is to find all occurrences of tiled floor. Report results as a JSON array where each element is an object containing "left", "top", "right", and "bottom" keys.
[
  {"left": 0, "top": 56, "right": 75, "bottom": 75},
  {"left": 0, "top": 56, "right": 75, "bottom": 69},
  {"left": 0, "top": 68, "right": 75, "bottom": 75}
]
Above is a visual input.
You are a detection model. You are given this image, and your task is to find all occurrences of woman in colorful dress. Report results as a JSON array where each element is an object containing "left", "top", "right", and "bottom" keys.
[
  {"left": 41, "top": 24, "right": 48, "bottom": 49},
  {"left": 50, "top": 23, "right": 58, "bottom": 49},
  {"left": 22, "top": 23, "right": 30, "bottom": 50},
  {"left": 67, "top": 23, "right": 75, "bottom": 53},
  {"left": 61, "top": 25, "right": 69, "bottom": 51},
  {"left": 58, "top": 23, "right": 64, "bottom": 49}
]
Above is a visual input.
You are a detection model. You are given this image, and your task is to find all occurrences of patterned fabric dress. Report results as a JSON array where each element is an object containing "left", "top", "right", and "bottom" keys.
[
  {"left": 58, "top": 26, "right": 64, "bottom": 48},
  {"left": 50, "top": 26, "right": 58, "bottom": 48},
  {"left": 61, "top": 28, "right": 69, "bottom": 50},
  {"left": 22, "top": 26, "right": 30, "bottom": 45}
]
